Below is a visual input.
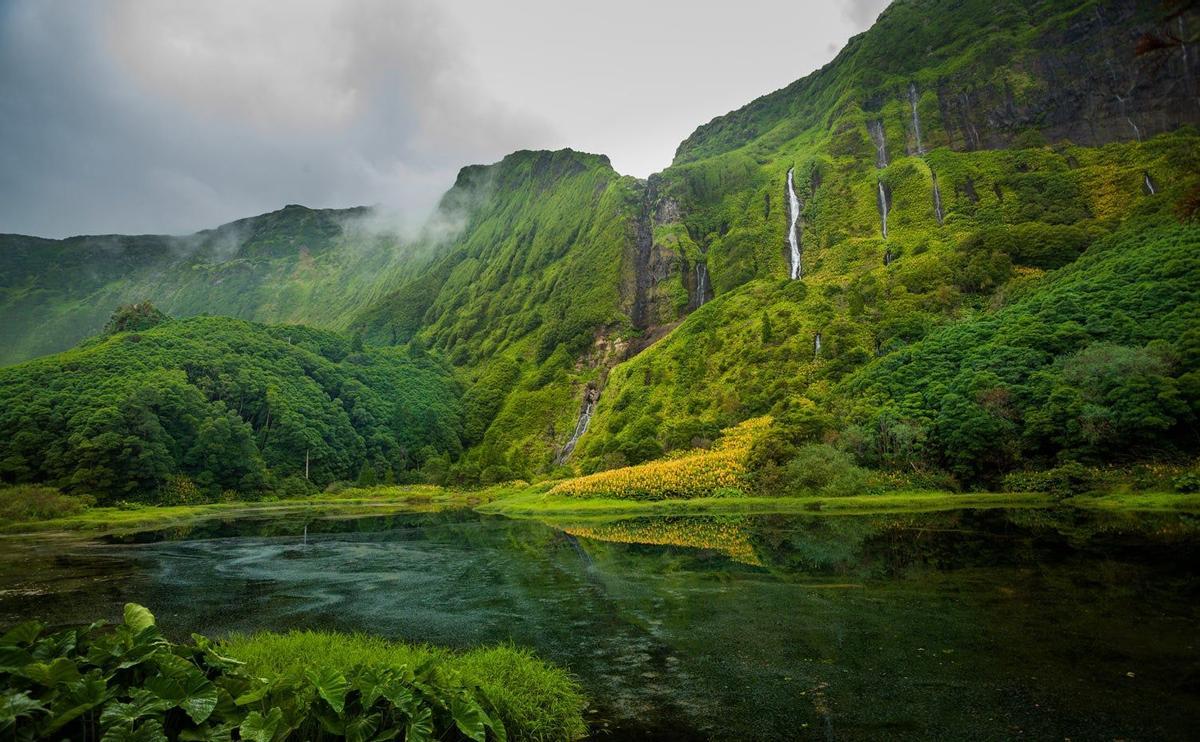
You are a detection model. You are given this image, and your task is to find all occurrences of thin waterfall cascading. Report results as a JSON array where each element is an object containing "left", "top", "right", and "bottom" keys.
[
  {"left": 931, "top": 171, "right": 944, "bottom": 224},
  {"left": 813, "top": 332, "right": 822, "bottom": 359},
  {"left": 1144, "top": 172, "right": 1157, "bottom": 195},
  {"left": 1115, "top": 93, "right": 1142, "bottom": 142},
  {"left": 695, "top": 262, "right": 710, "bottom": 306},
  {"left": 877, "top": 180, "right": 889, "bottom": 239},
  {"left": 958, "top": 92, "right": 982, "bottom": 149},
  {"left": 867, "top": 120, "right": 888, "bottom": 168},
  {"left": 908, "top": 83, "right": 924, "bottom": 155},
  {"left": 557, "top": 387, "right": 598, "bottom": 464},
  {"left": 786, "top": 167, "right": 803, "bottom": 279}
]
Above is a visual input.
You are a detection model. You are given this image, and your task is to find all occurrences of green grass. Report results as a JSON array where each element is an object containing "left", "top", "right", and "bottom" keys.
[
  {"left": 221, "top": 631, "right": 588, "bottom": 742},
  {"left": 0, "top": 486, "right": 476, "bottom": 535},
  {"left": 1065, "top": 492, "right": 1200, "bottom": 512}
]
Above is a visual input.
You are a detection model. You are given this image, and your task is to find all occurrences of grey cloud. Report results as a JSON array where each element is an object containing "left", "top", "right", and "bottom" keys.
[
  {"left": 0, "top": 0, "right": 552, "bottom": 238},
  {"left": 842, "top": 0, "right": 892, "bottom": 27}
]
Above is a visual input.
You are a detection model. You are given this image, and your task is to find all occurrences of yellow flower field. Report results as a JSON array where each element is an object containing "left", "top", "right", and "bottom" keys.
[{"left": 551, "top": 416, "right": 772, "bottom": 500}]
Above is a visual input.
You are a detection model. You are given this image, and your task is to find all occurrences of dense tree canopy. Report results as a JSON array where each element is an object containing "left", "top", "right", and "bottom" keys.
[{"left": 0, "top": 311, "right": 463, "bottom": 503}]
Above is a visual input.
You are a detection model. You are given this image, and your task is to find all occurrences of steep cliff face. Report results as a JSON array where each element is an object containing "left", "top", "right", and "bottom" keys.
[
  {"left": 675, "top": 0, "right": 1200, "bottom": 166},
  {"left": 622, "top": 176, "right": 692, "bottom": 337},
  {"left": 567, "top": 0, "right": 1200, "bottom": 476}
]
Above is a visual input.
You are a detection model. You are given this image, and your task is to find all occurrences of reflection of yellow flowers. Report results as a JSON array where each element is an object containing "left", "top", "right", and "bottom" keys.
[
  {"left": 551, "top": 417, "right": 771, "bottom": 500},
  {"left": 566, "top": 517, "right": 761, "bottom": 565}
]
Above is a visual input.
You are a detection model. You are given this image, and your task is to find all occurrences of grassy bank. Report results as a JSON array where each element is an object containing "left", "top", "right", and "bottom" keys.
[
  {"left": 222, "top": 632, "right": 587, "bottom": 741},
  {"left": 1066, "top": 492, "right": 1200, "bottom": 512},
  {"left": 0, "top": 485, "right": 478, "bottom": 536},
  {"left": 1, "top": 603, "right": 586, "bottom": 741},
  {"left": 5, "top": 482, "right": 1198, "bottom": 538},
  {"left": 477, "top": 488, "right": 1055, "bottom": 519}
]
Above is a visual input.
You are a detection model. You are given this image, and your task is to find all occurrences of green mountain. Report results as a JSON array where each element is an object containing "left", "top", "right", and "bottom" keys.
[
  {"left": 1, "top": 0, "right": 1198, "bottom": 499},
  {"left": 0, "top": 204, "right": 423, "bottom": 365}
]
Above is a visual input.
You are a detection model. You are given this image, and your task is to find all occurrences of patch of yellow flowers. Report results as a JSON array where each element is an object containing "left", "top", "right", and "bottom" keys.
[{"left": 551, "top": 416, "right": 772, "bottom": 500}]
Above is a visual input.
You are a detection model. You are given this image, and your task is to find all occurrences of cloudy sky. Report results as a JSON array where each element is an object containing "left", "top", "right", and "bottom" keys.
[{"left": 0, "top": 0, "right": 889, "bottom": 238}]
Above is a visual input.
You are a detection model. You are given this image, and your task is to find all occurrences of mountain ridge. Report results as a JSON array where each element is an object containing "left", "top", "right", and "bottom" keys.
[{"left": 1, "top": 0, "right": 1198, "bottom": 495}]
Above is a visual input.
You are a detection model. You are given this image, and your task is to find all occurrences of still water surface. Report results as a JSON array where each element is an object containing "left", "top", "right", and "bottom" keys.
[{"left": 1, "top": 507, "right": 1197, "bottom": 739}]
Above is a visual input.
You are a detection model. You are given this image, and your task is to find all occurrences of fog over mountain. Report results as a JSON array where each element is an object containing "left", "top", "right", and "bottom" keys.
[{"left": 0, "top": 0, "right": 886, "bottom": 237}]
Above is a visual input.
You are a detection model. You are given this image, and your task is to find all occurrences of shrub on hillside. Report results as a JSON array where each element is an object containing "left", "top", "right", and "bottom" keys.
[
  {"left": 0, "top": 484, "right": 93, "bottom": 523},
  {"left": 782, "top": 444, "right": 873, "bottom": 498}
]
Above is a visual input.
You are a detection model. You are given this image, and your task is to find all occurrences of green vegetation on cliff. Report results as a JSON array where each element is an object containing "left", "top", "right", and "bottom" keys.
[
  {"left": 2, "top": 0, "right": 1198, "bottom": 496},
  {"left": 0, "top": 205, "right": 422, "bottom": 365}
]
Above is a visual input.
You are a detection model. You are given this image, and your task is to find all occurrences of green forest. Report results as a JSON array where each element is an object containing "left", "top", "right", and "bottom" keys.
[{"left": 1, "top": 0, "right": 1198, "bottom": 503}]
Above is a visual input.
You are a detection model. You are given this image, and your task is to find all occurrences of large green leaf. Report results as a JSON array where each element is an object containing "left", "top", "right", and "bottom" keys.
[
  {"left": 352, "top": 666, "right": 389, "bottom": 709},
  {"left": 99, "top": 689, "right": 173, "bottom": 730},
  {"left": 344, "top": 711, "right": 381, "bottom": 742},
  {"left": 23, "top": 656, "right": 81, "bottom": 687},
  {"left": 450, "top": 696, "right": 489, "bottom": 742},
  {"left": 404, "top": 706, "right": 434, "bottom": 742},
  {"left": 239, "top": 707, "right": 284, "bottom": 742},
  {"left": 306, "top": 666, "right": 349, "bottom": 714},
  {"left": 180, "top": 683, "right": 219, "bottom": 725},
  {"left": 177, "top": 721, "right": 238, "bottom": 741},
  {"left": 380, "top": 677, "right": 416, "bottom": 715},
  {"left": 44, "top": 671, "right": 108, "bottom": 732},
  {"left": 123, "top": 604, "right": 156, "bottom": 633},
  {"left": 31, "top": 629, "right": 77, "bottom": 661},
  {"left": 100, "top": 718, "right": 169, "bottom": 742},
  {"left": 0, "top": 646, "right": 33, "bottom": 673},
  {"left": 0, "top": 690, "right": 46, "bottom": 726},
  {"left": 233, "top": 680, "right": 273, "bottom": 707},
  {"left": 0, "top": 621, "right": 44, "bottom": 646}
]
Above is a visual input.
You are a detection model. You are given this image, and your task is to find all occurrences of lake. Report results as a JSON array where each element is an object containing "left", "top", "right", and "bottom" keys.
[{"left": 1, "top": 507, "right": 1197, "bottom": 739}]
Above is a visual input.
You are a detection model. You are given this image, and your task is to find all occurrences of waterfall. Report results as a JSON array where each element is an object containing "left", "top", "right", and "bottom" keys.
[
  {"left": 1144, "top": 172, "right": 1157, "bottom": 195},
  {"left": 931, "top": 171, "right": 945, "bottom": 225},
  {"left": 1115, "top": 93, "right": 1142, "bottom": 142},
  {"left": 958, "top": 93, "right": 982, "bottom": 149},
  {"left": 813, "top": 332, "right": 822, "bottom": 359},
  {"left": 786, "top": 168, "right": 803, "bottom": 279},
  {"left": 876, "top": 180, "right": 889, "bottom": 239},
  {"left": 867, "top": 120, "right": 888, "bottom": 168},
  {"left": 695, "top": 262, "right": 710, "bottom": 306},
  {"left": 556, "top": 387, "right": 598, "bottom": 464},
  {"left": 908, "top": 83, "right": 924, "bottom": 155}
]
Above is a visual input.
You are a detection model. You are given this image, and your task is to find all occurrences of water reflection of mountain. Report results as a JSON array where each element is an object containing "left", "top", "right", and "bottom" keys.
[{"left": 561, "top": 509, "right": 1200, "bottom": 581}]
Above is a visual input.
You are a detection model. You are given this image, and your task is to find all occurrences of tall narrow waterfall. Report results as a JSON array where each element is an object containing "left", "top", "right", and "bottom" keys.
[
  {"left": 908, "top": 83, "right": 924, "bottom": 155},
  {"left": 814, "top": 332, "right": 822, "bottom": 359},
  {"left": 877, "top": 180, "right": 889, "bottom": 239},
  {"left": 1115, "top": 93, "right": 1142, "bottom": 142},
  {"left": 931, "top": 171, "right": 945, "bottom": 224},
  {"left": 867, "top": 120, "right": 888, "bottom": 168},
  {"left": 786, "top": 168, "right": 803, "bottom": 279},
  {"left": 1144, "top": 172, "right": 1157, "bottom": 195},
  {"left": 556, "top": 387, "right": 598, "bottom": 464},
  {"left": 695, "top": 262, "right": 710, "bottom": 306}
]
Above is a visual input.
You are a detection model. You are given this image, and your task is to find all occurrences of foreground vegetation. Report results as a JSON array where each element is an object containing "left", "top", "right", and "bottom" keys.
[{"left": 0, "top": 604, "right": 585, "bottom": 741}]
